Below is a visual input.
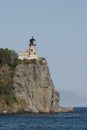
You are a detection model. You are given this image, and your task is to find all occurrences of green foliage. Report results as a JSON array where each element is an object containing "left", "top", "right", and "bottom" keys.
[
  {"left": 0, "top": 79, "right": 11, "bottom": 95},
  {"left": 9, "top": 59, "right": 37, "bottom": 67},
  {"left": 23, "top": 59, "right": 37, "bottom": 64},
  {"left": 0, "top": 61, "right": 18, "bottom": 107},
  {"left": 3, "top": 94, "right": 18, "bottom": 107},
  {"left": 9, "top": 59, "right": 22, "bottom": 67},
  {"left": 0, "top": 77, "right": 18, "bottom": 107},
  {"left": 39, "top": 57, "right": 46, "bottom": 65},
  {"left": 0, "top": 48, "right": 18, "bottom": 65},
  {"left": 10, "top": 50, "right": 18, "bottom": 63}
]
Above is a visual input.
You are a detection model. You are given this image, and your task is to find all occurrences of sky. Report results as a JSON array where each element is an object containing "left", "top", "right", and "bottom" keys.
[{"left": 0, "top": 0, "right": 87, "bottom": 107}]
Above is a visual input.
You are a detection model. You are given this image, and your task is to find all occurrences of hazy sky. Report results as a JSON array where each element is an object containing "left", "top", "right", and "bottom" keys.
[{"left": 0, "top": 0, "right": 87, "bottom": 107}]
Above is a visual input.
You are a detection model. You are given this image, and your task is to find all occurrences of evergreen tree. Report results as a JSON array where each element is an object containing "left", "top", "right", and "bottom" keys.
[{"left": 0, "top": 48, "right": 18, "bottom": 64}]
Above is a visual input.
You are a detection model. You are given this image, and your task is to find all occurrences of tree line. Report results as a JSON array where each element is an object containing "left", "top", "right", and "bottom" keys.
[{"left": 0, "top": 48, "right": 18, "bottom": 65}]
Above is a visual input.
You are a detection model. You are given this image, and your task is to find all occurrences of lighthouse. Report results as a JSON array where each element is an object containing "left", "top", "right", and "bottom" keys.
[
  {"left": 18, "top": 37, "right": 38, "bottom": 60},
  {"left": 29, "top": 37, "right": 38, "bottom": 59}
]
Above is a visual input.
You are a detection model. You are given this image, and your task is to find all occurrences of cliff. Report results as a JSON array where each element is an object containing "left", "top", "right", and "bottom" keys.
[
  {"left": 0, "top": 59, "right": 73, "bottom": 113},
  {"left": 13, "top": 59, "right": 60, "bottom": 113}
]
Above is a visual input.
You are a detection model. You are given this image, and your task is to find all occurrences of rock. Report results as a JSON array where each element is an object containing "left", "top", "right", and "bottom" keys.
[
  {"left": 13, "top": 59, "right": 61, "bottom": 113},
  {"left": 57, "top": 107, "right": 74, "bottom": 113},
  {"left": 0, "top": 59, "right": 73, "bottom": 113}
]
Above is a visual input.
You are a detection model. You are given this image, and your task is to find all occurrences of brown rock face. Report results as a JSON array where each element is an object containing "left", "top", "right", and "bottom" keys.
[{"left": 13, "top": 59, "right": 60, "bottom": 113}]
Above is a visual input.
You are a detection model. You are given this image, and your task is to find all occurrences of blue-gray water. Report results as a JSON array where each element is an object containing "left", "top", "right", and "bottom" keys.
[{"left": 0, "top": 107, "right": 87, "bottom": 130}]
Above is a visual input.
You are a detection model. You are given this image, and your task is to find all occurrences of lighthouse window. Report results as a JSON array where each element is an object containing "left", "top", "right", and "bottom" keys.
[{"left": 34, "top": 53, "right": 36, "bottom": 55}]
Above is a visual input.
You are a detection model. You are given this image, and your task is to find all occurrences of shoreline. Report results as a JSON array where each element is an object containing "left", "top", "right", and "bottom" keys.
[{"left": 0, "top": 107, "right": 74, "bottom": 115}]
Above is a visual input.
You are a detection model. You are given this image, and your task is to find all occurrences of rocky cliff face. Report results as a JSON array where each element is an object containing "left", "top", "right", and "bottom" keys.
[
  {"left": 13, "top": 59, "right": 60, "bottom": 113},
  {"left": 0, "top": 59, "right": 73, "bottom": 113}
]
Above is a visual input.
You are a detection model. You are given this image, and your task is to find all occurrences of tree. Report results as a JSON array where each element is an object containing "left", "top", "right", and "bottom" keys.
[
  {"left": 10, "top": 50, "right": 18, "bottom": 63},
  {"left": 0, "top": 48, "right": 18, "bottom": 64}
]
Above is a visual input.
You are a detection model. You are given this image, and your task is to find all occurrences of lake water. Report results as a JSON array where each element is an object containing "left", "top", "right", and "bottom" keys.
[{"left": 0, "top": 107, "right": 87, "bottom": 130}]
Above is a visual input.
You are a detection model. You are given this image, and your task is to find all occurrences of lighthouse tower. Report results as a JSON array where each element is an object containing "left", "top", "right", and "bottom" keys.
[{"left": 29, "top": 37, "right": 38, "bottom": 59}]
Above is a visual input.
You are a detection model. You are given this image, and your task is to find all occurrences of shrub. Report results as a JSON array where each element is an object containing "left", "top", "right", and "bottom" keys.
[
  {"left": 23, "top": 59, "right": 37, "bottom": 64},
  {"left": 9, "top": 59, "right": 22, "bottom": 67},
  {"left": 3, "top": 94, "right": 18, "bottom": 107},
  {"left": 0, "top": 48, "right": 18, "bottom": 64},
  {"left": 0, "top": 75, "right": 12, "bottom": 95},
  {"left": 39, "top": 57, "right": 46, "bottom": 65}
]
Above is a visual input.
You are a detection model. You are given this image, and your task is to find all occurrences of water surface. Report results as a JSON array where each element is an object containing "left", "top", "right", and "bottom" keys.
[{"left": 0, "top": 107, "right": 87, "bottom": 130}]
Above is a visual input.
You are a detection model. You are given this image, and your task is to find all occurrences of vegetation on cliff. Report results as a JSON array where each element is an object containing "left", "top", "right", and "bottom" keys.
[
  {"left": 0, "top": 48, "right": 47, "bottom": 111},
  {"left": 0, "top": 48, "right": 18, "bottom": 64},
  {"left": 0, "top": 48, "right": 46, "bottom": 67},
  {"left": 0, "top": 48, "right": 19, "bottom": 109},
  {"left": 0, "top": 48, "right": 73, "bottom": 113},
  {"left": 0, "top": 63, "right": 18, "bottom": 109}
]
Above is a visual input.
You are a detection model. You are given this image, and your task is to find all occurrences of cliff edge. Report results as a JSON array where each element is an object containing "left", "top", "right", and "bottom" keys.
[
  {"left": 13, "top": 58, "right": 73, "bottom": 113},
  {"left": 0, "top": 58, "right": 73, "bottom": 113},
  {"left": 13, "top": 59, "right": 60, "bottom": 113}
]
